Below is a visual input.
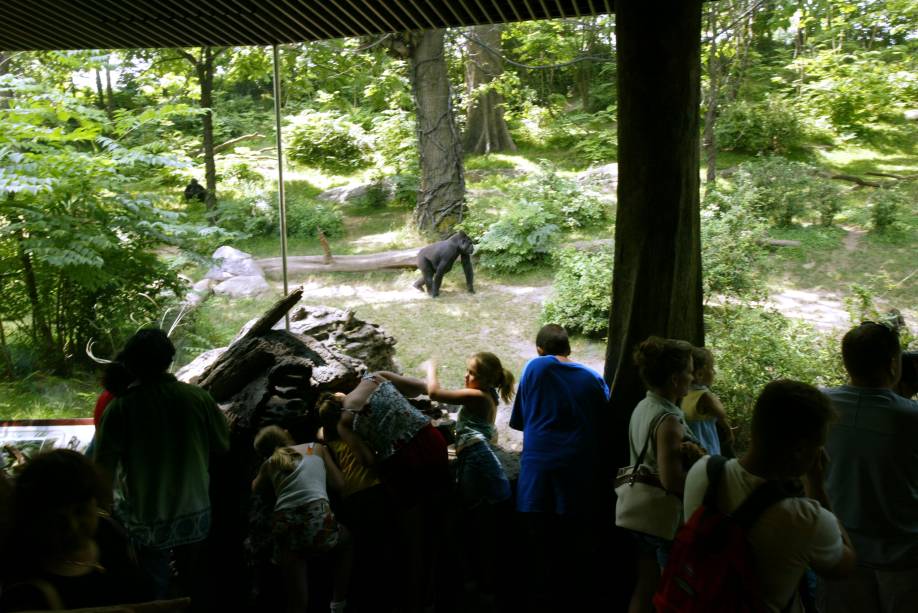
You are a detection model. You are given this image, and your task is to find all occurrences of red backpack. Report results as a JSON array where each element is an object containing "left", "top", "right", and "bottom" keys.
[{"left": 653, "top": 456, "right": 792, "bottom": 613}]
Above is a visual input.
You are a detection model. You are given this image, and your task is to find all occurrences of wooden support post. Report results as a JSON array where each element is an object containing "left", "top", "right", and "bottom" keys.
[{"left": 605, "top": 1, "right": 705, "bottom": 459}]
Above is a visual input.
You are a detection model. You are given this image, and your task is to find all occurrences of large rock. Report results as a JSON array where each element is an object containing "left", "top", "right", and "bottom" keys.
[
  {"left": 206, "top": 245, "right": 264, "bottom": 279},
  {"left": 236, "top": 305, "right": 398, "bottom": 372},
  {"left": 577, "top": 163, "right": 619, "bottom": 199},
  {"left": 316, "top": 178, "right": 395, "bottom": 205},
  {"left": 213, "top": 275, "right": 270, "bottom": 297}
]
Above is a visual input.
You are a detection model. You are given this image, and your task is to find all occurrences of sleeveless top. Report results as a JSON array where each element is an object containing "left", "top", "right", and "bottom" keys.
[
  {"left": 352, "top": 380, "right": 430, "bottom": 461},
  {"left": 455, "top": 403, "right": 498, "bottom": 452},
  {"left": 628, "top": 391, "right": 697, "bottom": 469},
  {"left": 682, "top": 385, "right": 721, "bottom": 455},
  {"left": 272, "top": 443, "right": 329, "bottom": 512}
]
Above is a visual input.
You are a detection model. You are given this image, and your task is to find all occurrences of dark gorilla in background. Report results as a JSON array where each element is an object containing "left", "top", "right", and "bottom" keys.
[
  {"left": 413, "top": 231, "right": 475, "bottom": 298},
  {"left": 184, "top": 178, "right": 207, "bottom": 202}
]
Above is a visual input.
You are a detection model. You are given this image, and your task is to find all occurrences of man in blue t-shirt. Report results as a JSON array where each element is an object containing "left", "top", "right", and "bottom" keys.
[
  {"left": 823, "top": 321, "right": 918, "bottom": 612},
  {"left": 510, "top": 324, "right": 610, "bottom": 609}
]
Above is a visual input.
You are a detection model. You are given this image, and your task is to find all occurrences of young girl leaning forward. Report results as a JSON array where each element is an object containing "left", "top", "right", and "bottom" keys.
[{"left": 253, "top": 426, "right": 352, "bottom": 613}]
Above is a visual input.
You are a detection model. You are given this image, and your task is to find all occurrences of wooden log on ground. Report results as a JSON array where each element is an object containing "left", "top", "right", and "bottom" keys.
[
  {"left": 761, "top": 238, "right": 802, "bottom": 248},
  {"left": 256, "top": 248, "right": 419, "bottom": 278}
]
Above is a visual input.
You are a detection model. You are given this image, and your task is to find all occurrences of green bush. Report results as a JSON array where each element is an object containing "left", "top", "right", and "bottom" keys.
[
  {"left": 869, "top": 185, "right": 909, "bottom": 233},
  {"left": 475, "top": 201, "right": 560, "bottom": 272},
  {"left": 469, "top": 162, "right": 607, "bottom": 273},
  {"left": 719, "top": 157, "right": 843, "bottom": 227},
  {"left": 285, "top": 199, "right": 344, "bottom": 238},
  {"left": 793, "top": 49, "right": 918, "bottom": 133},
  {"left": 390, "top": 173, "right": 418, "bottom": 209},
  {"left": 287, "top": 109, "right": 371, "bottom": 174},
  {"left": 541, "top": 248, "right": 613, "bottom": 337},
  {"left": 522, "top": 162, "right": 608, "bottom": 229},
  {"left": 700, "top": 195, "right": 769, "bottom": 301},
  {"left": 369, "top": 109, "right": 417, "bottom": 173},
  {"left": 715, "top": 98, "right": 804, "bottom": 155},
  {"left": 543, "top": 110, "right": 617, "bottom": 164},
  {"left": 216, "top": 193, "right": 276, "bottom": 236},
  {"left": 705, "top": 305, "right": 845, "bottom": 450}
]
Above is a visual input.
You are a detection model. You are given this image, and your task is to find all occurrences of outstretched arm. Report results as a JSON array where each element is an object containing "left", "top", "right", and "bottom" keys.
[
  {"left": 424, "top": 360, "right": 486, "bottom": 407},
  {"left": 375, "top": 371, "right": 428, "bottom": 398},
  {"left": 460, "top": 252, "right": 474, "bottom": 293}
]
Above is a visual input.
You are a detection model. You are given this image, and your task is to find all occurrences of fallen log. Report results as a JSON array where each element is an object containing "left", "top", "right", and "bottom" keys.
[
  {"left": 256, "top": 248, "right": 419, "bottom": 278},
  {"left": 761, "top": 238, "right": 802, "bottom": 248}
]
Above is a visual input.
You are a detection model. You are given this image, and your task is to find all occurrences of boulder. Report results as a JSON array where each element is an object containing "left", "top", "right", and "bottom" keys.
[
  {"left": 236, "top": 305, "right": 398, "bottom": 372},
  {"left": 577, "top": 163, "right": 619, "bottom": 199},
  {"left": 316, "top": 178, "right": 395, "bottom": 205},
  {"left": 213, "top": 275, "right": 271, "bottom": 297},
  {"left": 192, "top": 278, "right": 214, "bottom": 293}
]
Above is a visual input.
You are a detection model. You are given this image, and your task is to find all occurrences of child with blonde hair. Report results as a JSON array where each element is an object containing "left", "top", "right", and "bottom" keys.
[
  {"left": 252, "top": 426, "right": 351, "bottom": 613},
  {"left": 681, "top": 346, "right": 734, "bottom": 457}
]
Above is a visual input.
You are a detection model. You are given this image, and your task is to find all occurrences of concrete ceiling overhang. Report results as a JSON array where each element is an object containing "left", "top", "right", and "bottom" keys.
[{"left": 0, "top": 0, "right": 610, "bottom": 51}]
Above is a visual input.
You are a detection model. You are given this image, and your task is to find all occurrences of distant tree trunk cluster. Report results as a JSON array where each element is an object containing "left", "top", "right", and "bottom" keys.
[{"left": 463, "top": 25, "right": 517, "bottom": 155}]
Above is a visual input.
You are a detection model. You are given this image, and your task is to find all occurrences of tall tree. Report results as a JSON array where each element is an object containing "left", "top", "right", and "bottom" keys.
[
  {"left": 605, "top": 0, "right": 705, "bottom": 445},
  {"left": 177, "top": 47, "right": 227, "bottom": 217},
  {"left": 390, "top": 30, "right": 466, "bottom": 235},
  {"left": 464, "top": 25, "right": 516, "bottom": 154}
]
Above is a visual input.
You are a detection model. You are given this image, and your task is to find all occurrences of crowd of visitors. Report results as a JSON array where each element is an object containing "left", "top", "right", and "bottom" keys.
[{"left": 0, "top": 316, "right": 916, "bottom": 612}]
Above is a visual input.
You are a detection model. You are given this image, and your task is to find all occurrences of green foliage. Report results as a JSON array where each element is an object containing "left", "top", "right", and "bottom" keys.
[
  {"left": 287, "top": 109, "right": 371, "bottom": 174},
  {"left": 538, "top": 109, "right": 618, "bottom": 165},
  {"left": 700, "top": 193, "right": 769, "bottom": 301},
  {"left": 351, "top": 179, "right": 390, "bottom": 210},
  {"left": 389, "top": 174, "right": 419, "bottom": 209},
  {"left": 285, "top": 200, "right": 344, "bottom": 238},
  {"left": 717, "top": 157, "right": 844, "bottom": 227},
  {"left": 473, "top": 201, "right": 560, "bottom": 272},
  {"left": 705, "top": 305, "right": 845, "bottom": 449},
  {"left": 541, "top": 248, "right": 613, "bottom": 337},
  {"left": 216, "top": 187, "right": 343, "bottom": 239},
  {"left": 791, "top": 49, "right": 918, "bottom": 133},
  {"left": 523, "top": 162, "right": 608, "bottom": 229},
  {"left": 868, "top": 185, "right": 909, "bottom": 233},
  {"left": 216, "top": 192, "right": 276, "bottom": 236},
  {"left": 368, "top": 109, "right": 417, "bottom": 173},
  {"left": 465, "top": 162, "right": 607, "bottom": 273},
  {"left": 0, "top": 76, "right": 196, "bottom": 372},
  {"left": 715, "top": 98, "right": 804, "bottom": 155}
]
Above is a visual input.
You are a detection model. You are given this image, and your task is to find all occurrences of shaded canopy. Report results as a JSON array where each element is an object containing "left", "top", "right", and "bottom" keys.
[{"left": 1, "top": 0, "right": 609, "bottom": 50}]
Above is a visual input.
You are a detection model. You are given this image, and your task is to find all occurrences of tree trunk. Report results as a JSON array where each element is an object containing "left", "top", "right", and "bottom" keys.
[
  {"left": 198, "top": 48, "right": 219, "bottom": 217},
  {"left": 104, "top": 64, "right": 115, "bottom": 121},
  {"left": 703, "top": 6, "right": 720, "bottom": 185},
  {"left": 463, "top": 25, "right": 516, "bottom": 155},
  {"left": 409, "top": 30, "right": 466, "bottom": 236},
  {"left": 0, "top": 318, "right": 14, "bottom": 379},
  {"left": 95, "top": 69, "right": 106, "bottom": 110},
  {"left": 16, "top": 229, "right": 60, "bottom": 371},
  {"left": 605, "top": 1, "right": 705, "bottom": 455}
]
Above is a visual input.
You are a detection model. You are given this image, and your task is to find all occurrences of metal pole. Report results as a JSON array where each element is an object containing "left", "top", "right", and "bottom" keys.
[{"left": 271, "top": 44, "right": 290, "bottom": 331}]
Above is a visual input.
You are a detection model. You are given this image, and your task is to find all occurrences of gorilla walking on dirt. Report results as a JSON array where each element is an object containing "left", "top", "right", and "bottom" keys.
[{"left": 413, "top": 231, "right": 475, "bottom": 298}]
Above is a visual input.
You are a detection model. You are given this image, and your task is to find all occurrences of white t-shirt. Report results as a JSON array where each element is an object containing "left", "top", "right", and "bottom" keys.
[{"left": 683, "top": 457, "right": 844, "bottom": 613}]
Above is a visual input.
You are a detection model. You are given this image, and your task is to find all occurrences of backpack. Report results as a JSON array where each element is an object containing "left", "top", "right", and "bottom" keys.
[{"left": 653, "top": 456, "right": 792, "bottom": 613}]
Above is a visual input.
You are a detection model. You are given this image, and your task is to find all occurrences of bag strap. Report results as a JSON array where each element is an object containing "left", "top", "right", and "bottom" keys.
[{"left": 635, "top": 411, "right": 669, "bottom": 467}]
